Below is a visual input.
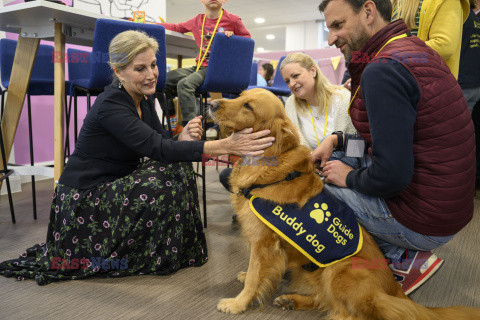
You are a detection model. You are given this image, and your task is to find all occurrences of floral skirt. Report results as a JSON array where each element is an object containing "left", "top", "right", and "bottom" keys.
[{"left": 0, "top": 160, "right": 208, "bottom": 285}]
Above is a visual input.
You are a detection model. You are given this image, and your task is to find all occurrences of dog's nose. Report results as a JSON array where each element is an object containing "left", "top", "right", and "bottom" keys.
[{"left": 210, "top": 100, "right": 219, "bottom": 112}]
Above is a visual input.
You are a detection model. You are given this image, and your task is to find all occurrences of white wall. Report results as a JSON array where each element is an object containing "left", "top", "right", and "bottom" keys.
[
  {"left": 285, "top": 20, "right": 321, "bottom": 51},
  {"left": 73, "top": 0, "right": 166, "bottom": 23}
]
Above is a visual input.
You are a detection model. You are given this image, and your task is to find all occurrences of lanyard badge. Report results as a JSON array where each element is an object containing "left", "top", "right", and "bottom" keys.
[{"left": 345, "top": 135, "right": 365, "bottom": 158}]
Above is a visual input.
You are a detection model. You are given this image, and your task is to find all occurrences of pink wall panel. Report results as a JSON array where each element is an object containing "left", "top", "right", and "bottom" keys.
[{"left": 255, "top": 48, "right": 346, "bottom": 85}]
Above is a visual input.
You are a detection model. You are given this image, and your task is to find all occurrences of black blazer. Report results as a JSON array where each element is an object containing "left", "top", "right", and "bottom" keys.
[{"left": 59, "top": 84, "right": 205, "bottom": 189}]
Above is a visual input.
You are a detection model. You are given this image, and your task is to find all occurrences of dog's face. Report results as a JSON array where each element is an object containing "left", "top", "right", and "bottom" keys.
[{"left": 210, "top": 88, "right": 299, "bottom": 155}]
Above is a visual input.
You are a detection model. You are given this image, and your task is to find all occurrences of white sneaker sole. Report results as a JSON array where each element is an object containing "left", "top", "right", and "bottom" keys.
[{"left": 404, "top": 257, "right": 444, "bottom": 296}]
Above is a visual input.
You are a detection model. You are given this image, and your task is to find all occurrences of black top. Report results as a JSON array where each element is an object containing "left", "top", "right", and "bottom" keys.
[
  {"left": 59, "top": 84, "right": 205, "bottom": 189},
  {"left": 345, "top": 60, "right": 420, "bottom": 198},
  {"left": 458, "top": 10, "right": 480, "bottom": 89}
]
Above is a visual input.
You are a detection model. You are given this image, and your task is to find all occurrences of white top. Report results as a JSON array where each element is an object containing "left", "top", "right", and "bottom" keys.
[{"left": 285, "top": 87, "right": 356, "bottom": 150}]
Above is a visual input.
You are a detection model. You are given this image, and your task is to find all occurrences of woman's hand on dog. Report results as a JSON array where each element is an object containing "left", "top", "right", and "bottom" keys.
[
  {"left": 178, "top": 116, "right": 204, "bottom": 141},
  {"left": 204, "top": 128, "right": 275, "bottom": 156},
  {"left": 227, "top": 128, "right": 275, "bottom": 156}
]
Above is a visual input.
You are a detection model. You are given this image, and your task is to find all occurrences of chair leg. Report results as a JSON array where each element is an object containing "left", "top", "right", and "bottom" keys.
[
  {"left": 74, "top": 90, "right": 78, "bottom": 143},
  {"left": 87, "top": 91, "right": 91, "bottom": 111},
  {"left": 64, "top": 94, "right": 72, "bottom": 160},
  {"left": 4, "top": 173, "right": 15, "bottom": 223},
  {"left": 1, "top": 90, "right": 5, "bottom": 120},
  {"left": 27, "top": 94, "right": 37, "bottom": 220},
  {"left": 157, "top": 92, "right": 172, "bottom": 135},
  {"left": 201, "top": 93, "right": 207, "bottom": 228},
  {"left": 202, "top": 153, "right": 206, "bottom": 228},
  {"left": 0, "top": 128, "right": 15, "bottom": 223}
]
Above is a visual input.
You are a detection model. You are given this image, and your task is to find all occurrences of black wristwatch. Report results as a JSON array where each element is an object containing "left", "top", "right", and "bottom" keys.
[{"left": 332, "top": 131, "right": 344, "bottom": 151}]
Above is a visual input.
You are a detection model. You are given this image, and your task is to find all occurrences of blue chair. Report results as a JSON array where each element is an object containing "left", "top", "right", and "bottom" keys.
[
  {"left": 66, "top": 48, "right": 92, "bottom": 146},
  {"left": 249, "top": 62, "right": 258, "bottom": 86},
  {"left": 196, "top": 34, "right": 254, "bottom": 99},
  {"left": 249, "top": 56, "right": 291, "bottom": 97},
  {"left": 0, "top": 38, "right": 62, "bottom": 220},
  {"left": 68, "top": 18, "right": 167, "bottom": 141},
  {"left": 221, "top": 61, "right": 257, "bottom": 99},
  {"left": 195, "top": 33, "right": 255, "bottom": 227}
]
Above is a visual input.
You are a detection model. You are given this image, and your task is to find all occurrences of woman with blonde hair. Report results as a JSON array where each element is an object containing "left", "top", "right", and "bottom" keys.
[
  {"left": 280, "top": 52, "right": 356, "bottom": 151},
  {"left": 392, "top": 0, "right": 470, "bottom": 79},
  {"left": 0, "top": 30, "right": 274, "bottom": 285}
]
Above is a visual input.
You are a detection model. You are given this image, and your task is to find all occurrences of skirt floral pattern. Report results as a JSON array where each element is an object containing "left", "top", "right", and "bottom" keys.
[{"left": 0, "top": 160, "right": 208, "bottom": 285}]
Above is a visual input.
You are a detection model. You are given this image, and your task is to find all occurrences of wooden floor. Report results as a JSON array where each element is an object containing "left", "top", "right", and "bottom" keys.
[{"left": 1, "top": 167, "right": 479, "bottom": 319}]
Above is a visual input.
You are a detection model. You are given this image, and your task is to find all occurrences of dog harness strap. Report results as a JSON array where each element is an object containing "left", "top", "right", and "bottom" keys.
[
  {"left": 302, "top": 262, "right": 319, "bottom": 272},
  {"left": 240, "top": 171, "right": 303, "bottom": 199}
]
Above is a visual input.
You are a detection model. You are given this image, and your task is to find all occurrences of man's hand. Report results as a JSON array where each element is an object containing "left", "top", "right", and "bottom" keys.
[
  {"left": 223, "top": 31, "right": 234, "bottom": 37},
  {"left": 178, "top": 116, "right": 203, "bottom": 141},
  {"left": 311, "top": 135, "right": 336, "bottom": 170},
  {"left": 321, "top": 160, "right": 352, "bottom": 187}
]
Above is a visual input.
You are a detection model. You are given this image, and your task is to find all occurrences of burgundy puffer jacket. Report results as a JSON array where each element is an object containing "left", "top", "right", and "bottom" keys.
[{"left": 348, "top": 20, "right": 475, "bottom": 236}]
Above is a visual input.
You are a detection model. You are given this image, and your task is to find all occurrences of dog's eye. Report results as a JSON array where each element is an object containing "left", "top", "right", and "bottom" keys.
[{"left": 243, "top": 103, "right": 253, "bottom": 111}]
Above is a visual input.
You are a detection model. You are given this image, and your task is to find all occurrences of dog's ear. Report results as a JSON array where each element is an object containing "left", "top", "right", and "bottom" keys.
[{"left": 266, "top": 118, "right": 299, "bottom": 156}]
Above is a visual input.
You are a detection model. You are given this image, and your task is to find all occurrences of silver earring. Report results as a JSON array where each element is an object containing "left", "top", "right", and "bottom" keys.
[{"left": 118, "top": 81, "right": 123, "bottom": 88}]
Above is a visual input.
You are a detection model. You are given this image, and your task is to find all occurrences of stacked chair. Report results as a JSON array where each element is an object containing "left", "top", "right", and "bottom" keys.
[
  {"left": 66, "top": 48, "right": 93, "bottom": 148},
  {"left": 249, "top": 56, "right": 291, "bottom": 98},
  {"left": 0, "top": 38, "right": 59, "bottom": 220}
]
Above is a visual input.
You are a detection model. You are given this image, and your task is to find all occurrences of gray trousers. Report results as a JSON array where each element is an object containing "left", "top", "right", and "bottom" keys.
[{"left": 164, "top": 66, "right": 207, "bottom": 123}]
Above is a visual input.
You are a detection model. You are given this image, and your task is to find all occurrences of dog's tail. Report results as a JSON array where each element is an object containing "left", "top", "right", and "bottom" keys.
[{"left": 372, "top": 292, "right": 480, "bottom": 320}]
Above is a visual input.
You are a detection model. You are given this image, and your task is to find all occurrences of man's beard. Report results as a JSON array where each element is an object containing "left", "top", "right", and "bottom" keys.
[
  {"left": 341, "top": 27, "right": 370, "bottom": 63},
  {"left": 344, "top": 46, "right": 353, "bottom": 63}
]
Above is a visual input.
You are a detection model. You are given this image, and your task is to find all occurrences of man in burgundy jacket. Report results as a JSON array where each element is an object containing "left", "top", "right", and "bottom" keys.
[
  {"left": 160, "top": 0, "right": 250, "bottom": 126},
  {"left": 315, "top": 0, "right": 475, "bottom": 295}
]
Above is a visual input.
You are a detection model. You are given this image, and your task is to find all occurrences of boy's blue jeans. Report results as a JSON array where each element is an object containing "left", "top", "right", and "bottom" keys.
[{"left": 325, "top": 152, "right": 454, "bottom": 260}]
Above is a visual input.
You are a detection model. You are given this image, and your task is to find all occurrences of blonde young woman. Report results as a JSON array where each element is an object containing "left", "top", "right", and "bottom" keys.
[
  {"left": 392, "top": 0, "right": 470, "bottom": 79},
  {"left": 218, "top": 53, "right": 356, "bottom": 195},
  {"left": 280, "top": 52, "right": 356, "bottom": 151}
]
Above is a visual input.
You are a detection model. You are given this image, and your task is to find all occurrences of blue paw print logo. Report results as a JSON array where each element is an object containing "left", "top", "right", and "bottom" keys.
[{"left": 310, "top": 203, "right": 331, "bottom": 224}]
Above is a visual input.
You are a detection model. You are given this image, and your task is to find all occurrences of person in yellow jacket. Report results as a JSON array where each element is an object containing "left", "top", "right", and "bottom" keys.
[{"left": 392, "top": 0, "right": 470, "bottom": 79}]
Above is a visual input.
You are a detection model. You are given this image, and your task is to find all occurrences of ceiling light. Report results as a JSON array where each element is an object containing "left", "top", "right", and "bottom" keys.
[
  {"left": 257, "top": 47, "right": 265, "bottom": 52},
  {"left": 255, "top": 17, "right": 265, "bottom": 24},
  {"left": 266, "top": 34, "right": 275, "bottom": 40}
]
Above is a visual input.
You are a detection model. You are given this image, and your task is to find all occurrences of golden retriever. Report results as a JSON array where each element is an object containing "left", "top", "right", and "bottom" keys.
[{"left": 209, "top": 88, "right": 480, "bottom": 320}]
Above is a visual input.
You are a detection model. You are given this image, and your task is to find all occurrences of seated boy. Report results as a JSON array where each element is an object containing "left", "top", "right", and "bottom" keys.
[{"left": 159, "top": 0, "right": 251, "bottom": 125}]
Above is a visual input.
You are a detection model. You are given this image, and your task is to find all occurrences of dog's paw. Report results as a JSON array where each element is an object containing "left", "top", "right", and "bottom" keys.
[
  {"left": 237, "top": 271, "right": 247, "bottom": 283},
  {"left": 217, "top": 298, "right": 247, "bottom": 314},
  {"left": 273, "top": 296, "right": 296, "bottom": 311}
]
